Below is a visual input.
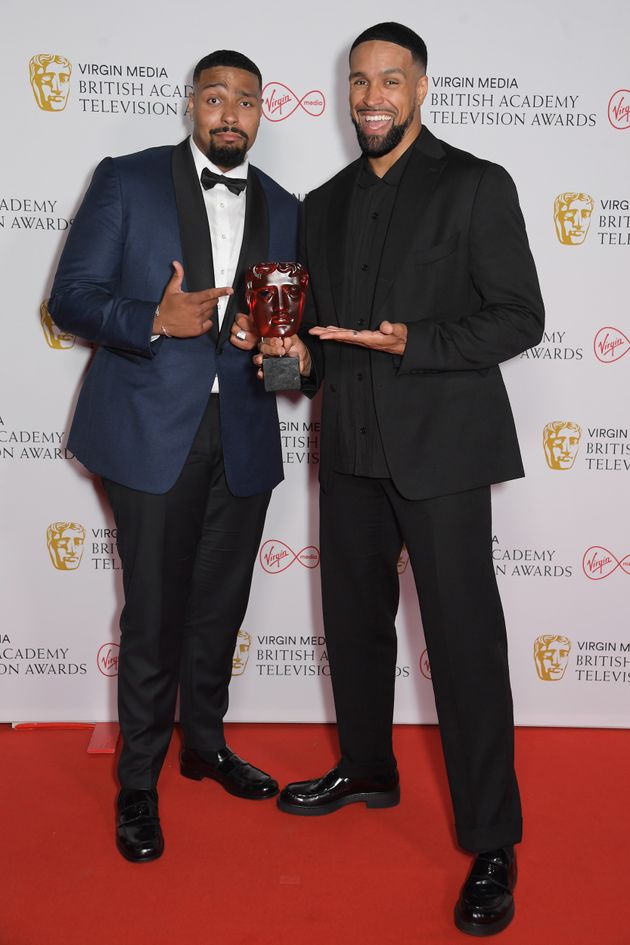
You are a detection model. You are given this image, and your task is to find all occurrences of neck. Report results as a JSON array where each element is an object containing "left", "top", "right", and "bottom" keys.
[{"left": 367, "top": 122, "right": 421, "bottom": 178}]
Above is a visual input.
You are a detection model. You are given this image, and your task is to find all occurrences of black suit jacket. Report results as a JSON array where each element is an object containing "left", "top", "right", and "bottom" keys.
[{"left": 301, "top": 127, "right": 545, "bottom": 500}]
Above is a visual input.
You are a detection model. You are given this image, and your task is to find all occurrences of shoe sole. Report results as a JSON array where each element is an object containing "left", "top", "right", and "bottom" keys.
[
  {"left": 453, "top": 901, "right": 515, "bottom": 937},
  {"left": 276, "top": 786, "right": 401, "bottom": 816},
  {"left": 180, "top": 764, "right": 279, "bottom": 800}
]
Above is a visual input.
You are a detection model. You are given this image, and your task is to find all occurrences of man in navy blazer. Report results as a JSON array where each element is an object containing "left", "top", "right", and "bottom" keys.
[{"left": 49, "top": 50, "right": 298, "bottom": 862}]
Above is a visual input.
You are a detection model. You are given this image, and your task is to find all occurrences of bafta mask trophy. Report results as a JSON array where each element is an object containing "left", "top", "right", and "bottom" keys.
[{"left": 246, "top": 262, "right": 308, "bottom": 391}]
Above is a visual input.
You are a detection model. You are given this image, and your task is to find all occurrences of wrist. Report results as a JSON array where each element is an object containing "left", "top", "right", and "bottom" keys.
[{"left": 153, "top": 304, "right": 171, "bottom": 337}]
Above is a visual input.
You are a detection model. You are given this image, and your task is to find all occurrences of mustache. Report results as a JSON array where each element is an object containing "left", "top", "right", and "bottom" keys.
[{"left": 209, "top": 126, "right": 249, "bottom": 142}]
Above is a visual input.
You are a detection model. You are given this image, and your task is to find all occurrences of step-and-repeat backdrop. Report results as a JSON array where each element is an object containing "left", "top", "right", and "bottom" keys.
[{"left": 1, "top": 0, "right": 629, "bottom": 727}]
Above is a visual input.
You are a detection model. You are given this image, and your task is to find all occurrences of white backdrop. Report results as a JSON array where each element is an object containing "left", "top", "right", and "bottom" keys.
[{"left": 1, "top": 0, "right": 629, "bottom": 727}]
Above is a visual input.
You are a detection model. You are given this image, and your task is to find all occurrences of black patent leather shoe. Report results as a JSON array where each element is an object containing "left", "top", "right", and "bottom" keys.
[
  {"left": 277, "top": 765, "right": 400, "bottom": 816},
  {"left": 454, "top": 847, "right": 517, "bottom": 936},
  {"left": 180, "top": 746, "right": 279, "bottom": 799},
  {"left": 116, "top": 788, "right": 164, "bottom": 863}
]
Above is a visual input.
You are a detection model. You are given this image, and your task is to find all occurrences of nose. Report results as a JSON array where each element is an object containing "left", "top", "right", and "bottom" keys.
[
  {"left": 221, "top": 101, "right": 238, "bottom": 126},
  {"left": 362, "top": 81, "right": 384, "bottom": 108}
]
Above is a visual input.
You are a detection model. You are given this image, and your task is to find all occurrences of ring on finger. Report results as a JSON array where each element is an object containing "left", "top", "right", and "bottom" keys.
[{"left": 236, "top": 329, "right": 247, "bottom": 341}]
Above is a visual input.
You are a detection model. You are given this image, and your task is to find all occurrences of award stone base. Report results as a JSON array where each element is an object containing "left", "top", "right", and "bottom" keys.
[{"left": 263, "top": 354, "right": 301, "bottom": 391}]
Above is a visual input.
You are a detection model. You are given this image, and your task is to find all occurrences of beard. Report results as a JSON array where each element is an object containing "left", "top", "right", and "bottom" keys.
[
  {"left": 351, "top": 111, "right": 413, "bottom": 158},
  {"left": 206, "top": 127, "right": 249, "bottom": 169}
]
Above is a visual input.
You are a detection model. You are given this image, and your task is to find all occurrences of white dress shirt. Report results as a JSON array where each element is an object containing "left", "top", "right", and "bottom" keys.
[
  {"left": 153, "top": 137, "right": 249, "bottom": 393},
  {"left": 191, "top": 137, "right": 248, "bottom": 393}
]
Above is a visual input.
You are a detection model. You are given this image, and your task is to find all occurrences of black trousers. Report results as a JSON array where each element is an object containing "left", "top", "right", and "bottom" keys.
[
  {"left": 320, "top": 471, "right": 522, "bottom": 852},
  {"left": 103, "top": 396, "right": 270, "bottom": 789}
]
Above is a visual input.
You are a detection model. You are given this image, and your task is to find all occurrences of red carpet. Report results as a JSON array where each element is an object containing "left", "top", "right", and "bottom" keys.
[{"left": 2, "top": 723, "right": 628, "bottom": 945}]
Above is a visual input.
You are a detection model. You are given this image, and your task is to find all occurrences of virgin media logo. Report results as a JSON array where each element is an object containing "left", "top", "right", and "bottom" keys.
[
  {"left": 582, "top": 546, "right": 630, "bottom": 580},
  {"left": 608, "top": 90, "right": 630, "bottom": 130},
  {"left": 593, "top": 327, "right": 630, "bottom": 363},
  {"left": 262, "top": 82, "right": 325, "bottom": 122},
  {"left": 97, "top": 642, "right": 119, "bottom": 676},
  {"left": 259, "top": 539, "right": 320, "bottom": 573},
  {"left": 420, "top": 649, "right": 432, "bottom": 680}
]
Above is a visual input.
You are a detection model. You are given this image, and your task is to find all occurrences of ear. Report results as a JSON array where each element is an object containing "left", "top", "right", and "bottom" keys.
[
  {"left": 416, "top": 74, "right": 428, "bottom": 108},
  {"left": 186, "top": 92, "right": 194, "bottom": 117}
]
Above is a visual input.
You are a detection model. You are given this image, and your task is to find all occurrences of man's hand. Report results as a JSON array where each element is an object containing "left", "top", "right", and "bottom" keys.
[
  {"left": 309, "top": 320, "right": 408, "bottom": 355},
  {"left": 253, "top": 334, "right": 312, "bottom": 380},
  {"left": 153, "top": 261, "right": 233, "bottom": 338},
  {"left": 229, "top": 312, "right": 259, "bottom": 351}
]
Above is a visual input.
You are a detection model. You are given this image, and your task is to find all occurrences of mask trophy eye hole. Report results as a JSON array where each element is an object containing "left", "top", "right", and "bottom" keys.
[{"left": 258, "top": 289, "right": 273, "bottom": 301}]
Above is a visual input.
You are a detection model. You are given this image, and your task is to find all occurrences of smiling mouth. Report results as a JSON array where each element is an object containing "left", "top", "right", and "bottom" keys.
[{"left": 359, "top": 112, "right": 394, "bottom": 132}]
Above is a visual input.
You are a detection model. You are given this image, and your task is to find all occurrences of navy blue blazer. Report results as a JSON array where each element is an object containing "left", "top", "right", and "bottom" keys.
[{"left": 49, "top": 139, "right": 299, "bottom": 495}]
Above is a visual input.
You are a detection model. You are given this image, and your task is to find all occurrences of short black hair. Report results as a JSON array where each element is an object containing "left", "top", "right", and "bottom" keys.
[
  {"left": 350, "top": 22, "right": 427, "bottom": 72},
  {"left": 193, "top": 50, "right": 262, "bottom": 87}
]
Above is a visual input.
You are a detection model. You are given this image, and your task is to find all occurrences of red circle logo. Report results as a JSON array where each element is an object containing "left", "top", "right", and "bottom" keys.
[
  {"left": 97, "top": 643, "right": 119, "bottom": 676},
  {"left": 608, "top": 90, "right": 630, "bottom": 130},
  {"left": 420, "top": 649, "right": 432, "bottom": 680},
  {"left": 593, "top": 327, "right": 630, "bottom": 363}
]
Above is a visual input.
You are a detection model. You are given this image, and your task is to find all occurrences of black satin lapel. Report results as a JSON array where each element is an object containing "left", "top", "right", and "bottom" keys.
[
  {"left": 372, "top": 146, "right": 445, "bottom": 317},
  {"left": 326, "top": 160, "right": 361, "bottom": 325},
  {"left": 217, "top": 168, "right": 268, "bottom": 350},
  {"left": 171, "top": 140, "right": 217, "bottom": 340}
]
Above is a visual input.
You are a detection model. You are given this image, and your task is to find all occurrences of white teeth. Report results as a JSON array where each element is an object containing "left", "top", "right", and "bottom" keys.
[{"left": 364, "top": 114, "right": 392, "bottom": 122}]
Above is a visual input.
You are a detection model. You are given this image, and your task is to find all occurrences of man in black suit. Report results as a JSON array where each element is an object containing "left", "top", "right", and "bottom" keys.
[
  {"left": 49, "top": 50, "right": 299, "bottom": 862},
  {"left": 259, "top": 23, "right": 544, "bottom": 937}
]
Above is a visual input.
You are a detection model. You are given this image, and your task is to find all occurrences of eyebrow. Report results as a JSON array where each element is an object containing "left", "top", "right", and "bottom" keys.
[
  {"left": 199, "top": 81, "right": 259, "bottom": 98},
  {"left": 349, "top": 67, "right": 406, "bottom": 79}
]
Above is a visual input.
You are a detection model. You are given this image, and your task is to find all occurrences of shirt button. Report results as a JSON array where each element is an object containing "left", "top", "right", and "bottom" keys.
[
  {"left": 361, "top": 263, "right": 369, "bottom": 272},
  {"left": 359, "top": 427, "right": 367, "bottom": 435},
  {"left": 371, "top": 212, "right": 379, "bottom": 220},
  {"left": 357, "top": 372, "right": 363, "bottom": 381},
  {"left": 221, "top": 234, "right": 227, "bottom": 239},
  {"left": 219, "top": 203, "right": 225, "bottom": 209}
]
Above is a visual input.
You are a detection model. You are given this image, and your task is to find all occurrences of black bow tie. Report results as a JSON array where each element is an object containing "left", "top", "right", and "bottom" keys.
[{"left": 200, "top": 167, "right": 247, "bottom": 196}]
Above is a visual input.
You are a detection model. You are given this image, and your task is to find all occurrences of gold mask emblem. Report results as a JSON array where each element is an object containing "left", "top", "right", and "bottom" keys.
[
  {"left": 40, "top": 300, "right": 75, "bottom": 349},
  {"left": 553, "top": 193, "right": 593, "bottom": 245},
  {"left": 29, "top": 54, "right": 72, "bottom": 112},
  {"left": 534, "top": 634, "right": 571, "bottom": 681},
  {"left": 543, "top": 421, "right": 581, "bottom": 470},
  {"left": 46, "top": 521, "right": 85, "bottom": 570},
  {"left": 232, "top": 629, "right": 252, "bottom": 676}
]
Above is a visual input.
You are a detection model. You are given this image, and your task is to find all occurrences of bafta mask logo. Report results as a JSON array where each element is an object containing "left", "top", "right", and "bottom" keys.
[
  {"left": 40, "top": 300, "right": 75, "bottom": 349},
  {"left": 534, "top": 634, "right": 572, "bottom": 681},
  {"left": 232, "top": 629, "right": 252, "bottom": 676},
  {"left": 29, "top": 54, "right": 72, "bottom": 112},
  {"left": 543, "top": 421, "right": 581, "bottom": 470},
  {"left": 46, "top": 521, "right": 85, "bottom": 570},
  {"left": 553, "top": 193, "right": 594, "bottom": 245}
]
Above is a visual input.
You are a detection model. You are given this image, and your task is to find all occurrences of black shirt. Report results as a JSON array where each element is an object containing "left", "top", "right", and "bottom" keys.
[{"left": 334, "top": 146, "right": 413, "bottom": 477}]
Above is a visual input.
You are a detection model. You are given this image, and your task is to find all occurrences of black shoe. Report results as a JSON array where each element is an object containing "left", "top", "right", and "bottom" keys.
[
  {"left": 180, "top": 746, "right": 279, "bottom": 799},
  {"left": 454, "top": 847, "right": 517, "bottom": 936},
  {"left": 277, "top": 765, "right": 400, "bottom": 816},
  {"left": 116, "top": 788, "right": 164, "bottom": 863}
]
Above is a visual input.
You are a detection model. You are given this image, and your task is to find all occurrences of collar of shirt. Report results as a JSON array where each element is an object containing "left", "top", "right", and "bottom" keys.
[
  {"left": 189, "top": 135, "right": 249, "bottom": 185},
  {"left": 358, "top": 142, "right": 414, "bottom": 189}
]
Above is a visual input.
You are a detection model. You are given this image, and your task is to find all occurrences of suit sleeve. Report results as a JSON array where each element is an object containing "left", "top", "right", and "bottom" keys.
[
  {"left": 48, "top": 157, "right": 158, "bottom": 358},
  {"left": 397, "top": 162, "right": 545, "bottom": 373}
]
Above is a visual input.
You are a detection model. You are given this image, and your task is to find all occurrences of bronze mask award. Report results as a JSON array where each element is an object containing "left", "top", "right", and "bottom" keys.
[{"left": 246, "top": 262, "right": 309, "bottom": 391}]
